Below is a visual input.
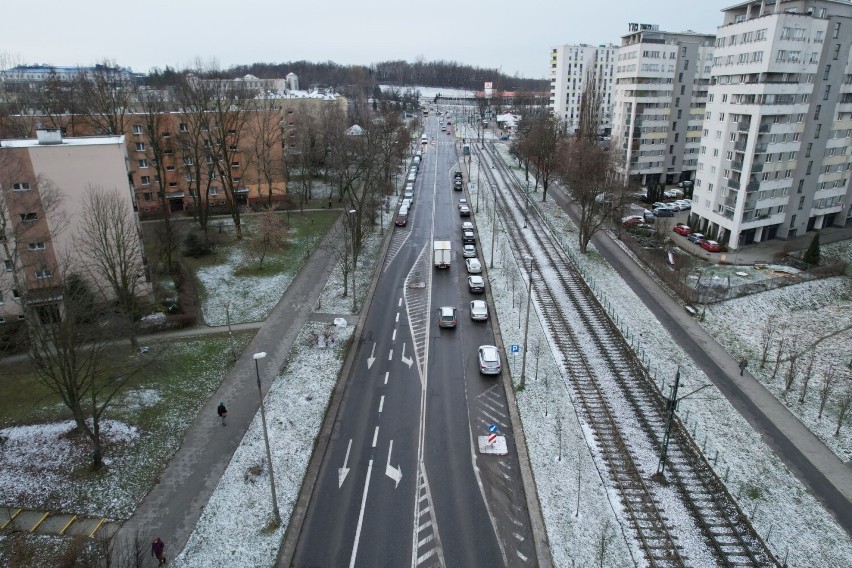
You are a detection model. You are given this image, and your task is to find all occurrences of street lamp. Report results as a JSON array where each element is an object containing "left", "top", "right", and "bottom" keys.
[
  {"left": 489, "top": 184, "right": 497, "bottom": 269},
  {"left": 253, "top": 351, "right": 281, "bottom": 525},
  {"left": 519, "top": 258, "right": 534, "bottom": 390}
]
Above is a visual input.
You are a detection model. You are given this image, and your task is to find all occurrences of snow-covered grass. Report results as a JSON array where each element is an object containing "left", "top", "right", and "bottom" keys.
[
  {"left": 175, "top": 321, "right": 354, "bottom": 567},
  {"left": 0, "top": 333, "right": 253, "bottom": 520},
  {"left": 475, "top": 143, "right": 852, "bottom": 567},
  {"left": 193, "top": 211, "right": 337, "bottom": 325}
]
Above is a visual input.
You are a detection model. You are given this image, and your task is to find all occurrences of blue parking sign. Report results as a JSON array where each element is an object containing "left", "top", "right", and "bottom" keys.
[{"left": 510, "top": 344, "right": 520, "bottom": 353}]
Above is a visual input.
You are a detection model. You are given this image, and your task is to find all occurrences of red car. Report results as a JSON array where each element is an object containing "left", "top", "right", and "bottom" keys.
[
  {"left": 673, "top": 224, "right": 692, "bottom": 236},
  {"left": 700, "top": 240, "right": 721, "bottom": 252}
]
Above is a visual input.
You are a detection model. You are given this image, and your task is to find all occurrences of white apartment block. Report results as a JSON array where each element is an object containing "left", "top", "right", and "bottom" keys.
[
  {"left": 612, "top": 27, "right": 715, "bottom": 187},
  {"left": 691, "top": 0, "right": 852, "bottom": 250},
  {"left": 549, "top": 44, "right": 618, "bottom": 134}
]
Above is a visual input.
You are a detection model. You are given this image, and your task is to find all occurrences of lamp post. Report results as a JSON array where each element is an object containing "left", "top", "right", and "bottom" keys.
[
  {"left": 519, "top": 258, "right": 534, "bottom": 390},
  {"left": 489, "top": 184, "right": 497, "bottom": 269},
  {"left": 253, "top": 351, "right": 281, "bottom": 524},
  {"left": 224, "top": 302, "right": 236, "bottom": 361}
]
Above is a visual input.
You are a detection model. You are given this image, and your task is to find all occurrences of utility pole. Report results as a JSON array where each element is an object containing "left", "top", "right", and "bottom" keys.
[
  {"left": 519, "top": 258, "right": 534, "bottom": 390},
  {"left": 653, "top": 367, "right": 680, "bottom": 481},
  {"left": 489, "top": 185, "right": 498, "bottom": 269}
]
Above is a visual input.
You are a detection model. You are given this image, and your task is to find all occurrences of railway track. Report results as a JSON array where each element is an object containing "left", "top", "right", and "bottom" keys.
[{"left": 475, "top": 143, "right": 777, "bottom": 568}]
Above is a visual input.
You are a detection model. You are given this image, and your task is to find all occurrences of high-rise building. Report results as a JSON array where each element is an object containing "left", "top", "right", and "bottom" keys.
[
  {"left": 690, "top": 0, "right": 852, "bottom": 250},
  {"left": 612, "top": 26, "right": 715, "bottom": 187},
  {"left": 549, "top": 44, "right": 618, "bottom": 134}
]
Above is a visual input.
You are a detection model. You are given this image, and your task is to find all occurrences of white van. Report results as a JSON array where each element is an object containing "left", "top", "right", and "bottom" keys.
[{"left": 421, "top": 135, "right": 428, "bottom": 144}]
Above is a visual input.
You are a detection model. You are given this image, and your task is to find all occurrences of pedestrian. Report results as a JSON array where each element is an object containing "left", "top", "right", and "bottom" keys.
[
  {"left": 328, "top": 198, "right": 332, "bottom": 209},
  {"left": 151, "top": 537, "right": 166, "bottom": 565},
  {"left": 739, "top": 358, "right": 748, "bottom": 376},
  {"left": 218, "top": 401, "right": 228, "bottom": 426}
]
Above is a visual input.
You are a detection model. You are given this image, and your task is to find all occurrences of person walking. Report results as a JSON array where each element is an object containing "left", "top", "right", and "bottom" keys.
[
  {"left": 151, "top": 537, "right": 166, "bottom": 565},
  {"left": 217, "top": 402, "right": 228, "bottom": 426}
]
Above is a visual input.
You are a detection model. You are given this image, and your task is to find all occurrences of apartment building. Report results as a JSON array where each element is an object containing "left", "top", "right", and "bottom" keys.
[
  {"left": 0, "top": 130, "right": 148, "bottom": 321},
  {"left": 549, "top": 44, "right": 618, "bottom": 134},
  {"left": 612, "top": 27, "right": 715, "bottom": 187},
  {"left": 690, "top": 0, "right": 852, "bottom": 249}
]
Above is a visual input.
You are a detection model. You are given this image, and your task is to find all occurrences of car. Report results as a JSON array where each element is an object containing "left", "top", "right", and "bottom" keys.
[
  {"left": 441, "top": 126, "right": 446, "bottom": 131},
  {"left": 462, "top": 244, "right": 477, "bottom": 258},
  {"left": 478, "top": 345, "right": 502, "bottom": 375},
  {"left": 653, "top": 207, "right": 674, "bottom": 217},
  {"left": 403, "top": 190, "right": 413, "bottom": 200},
  {"left": 642, "top": 210, "right": 656, "bottom": 223},
  {"left": 458, "top": 198, "right": 468, "bottom": 210},
  {"left": 465, "top": 258, "right": 482, "bottom": 274},
  {"left": 652, "top": 202, "right": 669, "bottom": 210},
  {"left": 446, "top": 129, "right": 452, "bottom": 135},
  {"left": 447, "top": 120, "right": 452, "bottom": 126},
  {"left": 701, "top": 240, "right": 721, "bottom": 252},
  {"left": 470, "top": 300, "right": 488, "bottom": 321},
  {"left": 437, "top": 306, "right": 457, "bottom": 328},
  {"left": 468, "top": 275, "right": 485, "bottom": 293},
  {"left": 462, "top": 230, "right": 476, "bottom": 244},
  {"left": 673, "top": 224, "right": 692, "bottom": 236},
  {"left": 453, "top": 171, "right": 463, "bottom": 180},
  {"left": 499, "top": 134, "right": 510, "bottom": 141},
  {"left": 461, "top": 221, "right": 474, "bottom": 233},
  {"left": 680, "top": 198, "right": 692, "bottom": 207},
  {"left": 459, "top": 205, "right": 471, "bottom": 217},
  {"left": 453, "top": 179, "right": 463, "bottom": 191},
  {"left": 622, "top": 215, "right": 644, "bottom": 227},
  {"left": 687, "top": 232, "right": 706, "bottom": 244}
]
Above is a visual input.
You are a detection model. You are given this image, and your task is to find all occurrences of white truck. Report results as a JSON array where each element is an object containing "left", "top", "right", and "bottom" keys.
[{"left": 433, "top": 241, "right": 451, "bottom": 269}]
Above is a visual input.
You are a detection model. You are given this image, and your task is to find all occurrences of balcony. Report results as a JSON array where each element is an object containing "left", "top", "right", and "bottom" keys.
[
  {"left": 758, "top": 124, "right": 771, "bottom": 133},
  {"left": 754, "top": 143, "right": 768, "bottom": 153},
  {"left": 731, "top": 160, "right": 744, "bottom": 171},
  {"left": 734, "top": 141, "right": 748, "bottom": 152},
  {"left": 751, "top": 162, "right": 764, "bottom": 174},
  {"left": 727, "top": 178, "right": 741, "bottom": 189},
  {"left": 737, "top": 121, "right": 751, "bottom": 132},
  {"left": 746, "top": 181, "right": 760, "bottom": 192}
]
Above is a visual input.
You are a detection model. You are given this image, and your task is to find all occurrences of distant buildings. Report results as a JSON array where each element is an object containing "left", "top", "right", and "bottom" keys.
[
  {"left": 0, "top": 64, "right": 136, "bottom": 86},
  {"left": 612, "top": 27, "right": 715, "bottom": 187},
  {"left": 690, "top": 0, "right": 852, "bottom": 249},
  {"left": 548, "top": 44, "right": 618, "bottom": 134}
]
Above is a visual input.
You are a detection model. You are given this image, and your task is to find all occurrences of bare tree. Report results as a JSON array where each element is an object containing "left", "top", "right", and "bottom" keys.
[
  {"left": 818, "top": 368, "right": 837, "bottom": 419},
  {"left": 245, "top": 207, "right": 287, "bottom": 269},
  {"left": 784, "top": 338, "right": 800, "bottom": 393},
  {"left": 836, "top": 392, "right": 851, "bottom": 437},
  {"left": 770, "top": 330, "right": 786, "bottom": 383},
  {"left": 577, "top": 68, "right": 605, "bottom": 143},
  {"left": 74, "top": 185, "right": 148, "bottom": 351},
  {"left": 798, "top": 349, "right": 817, "bottom": 404},
  {"left": 517, "top": 114, "right": 565, "bottom": 201},
  {"left": 325, "top": 218, "right": 353, "bottom": 300},
  {"left": 595, "top": 520, "right": 615, "bottom": 568},
  {"left": 248, "top": 97, "right": 288, "bottom": 208},
  {"left": 759, "top": 316, "right": 778, "bottom": 369},
  {"left": 73, "top": 60, "right": 135, "bottom": 136}
]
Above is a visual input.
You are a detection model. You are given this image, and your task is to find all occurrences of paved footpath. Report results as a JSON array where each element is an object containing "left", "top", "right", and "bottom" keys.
[
  {"left": 117, "top": 214, "right": 347, "bottom": 563},
  {"left": 544, "top": 181, "right": 852, "bottom": 537}
]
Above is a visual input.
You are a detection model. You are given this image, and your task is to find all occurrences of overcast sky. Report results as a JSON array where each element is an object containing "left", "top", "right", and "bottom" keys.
[{"left": 5, "top": 0, "right": 730, "bottom": 80}]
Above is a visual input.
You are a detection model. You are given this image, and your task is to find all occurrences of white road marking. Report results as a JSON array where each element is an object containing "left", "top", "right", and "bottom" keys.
[
  {"left": 372, "top": 426, "right": 379, "bottom": 448},
  {"left": 367, "top": 342, "right": 376, "bottom": 369},
  {"left": 384, "top": 371, "right": 389, "bottom": 385},
  {"left": 388, "top": 349, "right": 393, "bottom": 360},
  {"left": 348, "top": 458, "right": 373, "bottom": 568},
  {"left": 378, "top": 395, "right": 385, "bottom": 413},
  {"left": 338, "top": 438, "right": 352, "bottom": 489},
  {"left": 385, "top": 439, "right": 402, "bottom": 488},
  {"left": 392, "top": 329, "right": 397, "bottom": 341},
  {"left": 398, "top": 298, "right": 402, "bottom": 307},
  {"left": 396, "top": 312, "right": 400, "bottom": 323}
]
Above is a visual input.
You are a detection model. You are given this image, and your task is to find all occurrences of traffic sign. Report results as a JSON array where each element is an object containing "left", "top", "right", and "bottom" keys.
[
  {"left": 487, "top": 433, "right": 498, "bottom": 444},
  {"left": 510, "top": 344, "right": 520, "bottom": 353},
  {"left": 488, "top": 424, "right": 498, "bottom": 433}
]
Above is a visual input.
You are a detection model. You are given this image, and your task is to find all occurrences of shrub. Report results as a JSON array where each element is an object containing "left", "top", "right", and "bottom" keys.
[{"left": 183, "top": 233, "right": 212, "bottom": 258}]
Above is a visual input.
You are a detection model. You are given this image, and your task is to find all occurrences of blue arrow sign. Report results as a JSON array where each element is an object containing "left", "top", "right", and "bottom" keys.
[
  {"left": 510, "top": 344, "right": 520, "bottom": 353},
  {"left": 488, "top": 424, "right": 498, "bottom": 433}
]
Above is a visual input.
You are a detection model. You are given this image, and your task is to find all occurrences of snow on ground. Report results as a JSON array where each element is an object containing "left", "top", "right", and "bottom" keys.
[
  {"left": 175, "top": 321, "right": 353, "bottom": 568},
  {"left": 475, "top": 143, "right": 852, "bottom": 567},
  {"left": 701, "top": 276, "right": 852, "bottom": 460},
  {"left": 379, "top": 84, "right": 476, "bottom": 99}
]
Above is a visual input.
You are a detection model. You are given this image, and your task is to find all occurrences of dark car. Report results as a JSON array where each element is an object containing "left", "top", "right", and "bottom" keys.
[
  {"left": 462, "top": 230, "right": 476, "bottom": 245},
  {"left": 453, "top": 179, "right": 463, "bottom": 191},
  {"left": 453, "top": 171, "right": 463, "bottom": 180},
  {"left": 653, "top": 208, "right": 674, "bottom": 217}
]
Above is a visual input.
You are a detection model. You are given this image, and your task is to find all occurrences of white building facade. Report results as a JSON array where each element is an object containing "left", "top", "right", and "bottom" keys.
[
  {"left": 690, "top": 0, "right": 852, "bottom": 249},
  {"left": 612, "top": 27, "right": 715, "bottom": 187},
  {"left": 549, "top": 44, "right": 618, "bottom": 134}
]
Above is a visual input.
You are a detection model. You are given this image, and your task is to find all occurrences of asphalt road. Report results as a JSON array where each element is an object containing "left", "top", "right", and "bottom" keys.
[{"left": 291, "top": 114, "right": 534, "bottom": 567}]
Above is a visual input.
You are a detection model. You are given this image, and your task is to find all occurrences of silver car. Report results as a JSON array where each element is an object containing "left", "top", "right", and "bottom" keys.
[
  {"left": 462, "top": 244, "right": 477, "bottom": 258},
  {"left": 468, "top": 275, "right": 485, "bottom": 293},
  {"left": 470, "top": 300, "right": 488, "bottom": 321},
  {"left": 465, "top": 258, "right": 482, "bottom": 274},
  {"left": 478, "top": 345, "right": 502, "bottom": 375}
]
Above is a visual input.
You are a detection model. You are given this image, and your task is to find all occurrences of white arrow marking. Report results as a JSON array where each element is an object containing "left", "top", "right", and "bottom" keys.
[
  {"left": 385, "top": 440, "right": 402, "bottom": 489},
  {"left": 338, "top": 439, "right": 352, "bottom": 489},
  {"left": 400, "top": 343, "right": 413, "bottom": 369},
  {"left": 349, "top": 458, "right": 373, "bottom": 568},
  {"left": 367, "top": 342, "right": 376, "bottom": 369}
]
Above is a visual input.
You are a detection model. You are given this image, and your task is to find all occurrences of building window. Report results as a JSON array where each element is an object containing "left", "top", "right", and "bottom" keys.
[
  {"left": 833, "top": 44, "right": 840, "bottom": 60},
  {"left": 815, "top": 124, "right": 821, "bottom": 138},
  {"left": 3, "top": 260, "right": 12, "bottom": 271},
  {"left": 806, "top": 143, "right": 812, "bottom": 157},
  {"left": 141, "top": 176, "right": 151, "bottom": 186},
  {"left": 27, "top": 242, "right": 45, "bottom": 250},
  {"left": 798, "top": 197, "right": 805, "bottom": 210},
  {"left": 231, "top": 162, "right": 240, "bottom": 169},
  {"left": 135, "top": 142, "right": 146, "bottom": 152},
  {"left": 138, "top": 159, "right": 148, "bottom": 169},
  {"left": 833, "top": 22, "right": 841, "bottom": 39},
  {"left": 12, "top": 289, "right": 20, "bottom": 299},
  {"left": 179, "top": 122, "right": 188, "bottom": 132},
  {"left": 823, "top": 85, "right": 831, "bottom": 100},
  {"left": 19, "top": 212, "right": 37, "bottom": 223},
  {"left": 133, "top": 124, "right": 143, "bottom": 135},
  {"left": 34, "top": 269, "right": 52, "bottom": 279},
  {"left": 210, "top": 187, "right": 219, "bottom": 196}
]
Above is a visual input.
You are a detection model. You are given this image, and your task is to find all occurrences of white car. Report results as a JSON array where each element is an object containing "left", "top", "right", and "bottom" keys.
[
  {"left": 465, "top": 258, "right": 482, "bottom": 274},
  {"left": 458, "top": 198, "right": 468, "bottom": 210},
  {"left": 478, "top": 345, "right": 502, "bottom": 375},
  {"left": 470, "top": 300, "right": 488, "bottom": 321},
  {"left": 459, "top": 205, "right": 471, "bottom": 217},
  {"left": 468, "top": 275, "right": 485, "bottom": 293},
  {"left": 462, "top": 244, "right": 477, "bottom": 258}
]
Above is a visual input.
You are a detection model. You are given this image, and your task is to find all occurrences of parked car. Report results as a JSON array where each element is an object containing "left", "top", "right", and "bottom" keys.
[
  {"left": 462, "top": 244, "right": 477, "bottom": 258},
  {"left": 462, "top": 230, "right": 476, "bottom": 244},
  {"left": 687, "top": 232, "right": 706, "bottom": 244},
  {"left": 437, "top": 306, "right": 457, "bottom": 328},
  {"left": 446, "top": 129, "right": 452, "bottom": 135},
  {"left": 663, "top": 188, "right": 684, "bottom": 199},
  {"left": 470, "top": 300, "right": 488, "bottom": 321},
  {"left": 459, "top": 205, "right": 471, "bottom": 217},
  {"left": 652, "top": 201, "right": 669, "bottom": 210},
  {"left": 461, "top": 221, "right": 474, "bottom": 233},
  {"left": 701, "top": 240, "right": 721, "bottom": 252},
  {"left": 453, "top": 171, "right": 463, "bottom": 180},
  {"left": 673, "top": 224, "right": 692, "bottom": 236},
  {"left": 458, "top": 198, "right": 468, "bottom": 210},
  {"left": 453, "top": 179, "right": 463, "bottom": 191},
  {"left": 653, "top": 208, "right": 674, "bottom": 217},
  {"left": 468, "top": 275, "right": 485, "bottom": 293},
  {"left": 465, "top": 258, "right": 482, "bottom": 274},
  {"left": 674, "top": 200, "right": 691, "bottom": 210},
  {"left": 622, "top": 215, "right": 644, "bottom": 227},
  {"left": 478, "top": 345, "right": 502, "bottom": 375},
  {"left": 642, "top": 210, "right": 656, "bottom": 223}
]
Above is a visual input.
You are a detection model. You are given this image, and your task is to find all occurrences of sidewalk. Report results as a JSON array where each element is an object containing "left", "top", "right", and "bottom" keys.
[{"left": 116, "top": 214, "right": 346, "bottom": 562}]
